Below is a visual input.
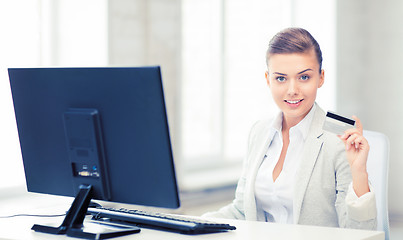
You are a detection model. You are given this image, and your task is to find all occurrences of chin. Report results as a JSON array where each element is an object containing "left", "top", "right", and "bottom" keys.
[{"left": 282, "top": 105, "right": 311, "bottom": 118}]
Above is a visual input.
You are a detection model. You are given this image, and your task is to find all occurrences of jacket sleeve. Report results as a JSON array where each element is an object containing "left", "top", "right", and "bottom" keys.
[
  {"left": 333, "top": 139, "right": 377, "bottom": 230},
  {"left": 202, "top": 121, "right": 263, "bottom": 220},
  {"left": 201, "top": 171, "right": 247, "bottom": 219}
]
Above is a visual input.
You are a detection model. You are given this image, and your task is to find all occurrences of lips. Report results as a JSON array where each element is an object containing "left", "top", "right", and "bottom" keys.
[{"left": 284, "top": 99, "right": 303, "bottom": 104}]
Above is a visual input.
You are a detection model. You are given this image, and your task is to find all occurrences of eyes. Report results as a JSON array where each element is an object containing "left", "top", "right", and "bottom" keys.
[
  {"left": 300, "top": 75, "right": 310, "bottom": 81},
  {"left": 276, "top": 76, "right": 286, "bottom": 82},
  {"left": 275, "top": 75, "right": 310, "bottom": 83}
]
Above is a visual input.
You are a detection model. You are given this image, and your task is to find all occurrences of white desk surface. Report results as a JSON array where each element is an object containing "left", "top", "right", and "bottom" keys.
[
  {"left": 0, "top": 193, "right": 384, "bottom": 240},
  {"left": 0, "top": 213, "right": 384, "bottom": 240}
]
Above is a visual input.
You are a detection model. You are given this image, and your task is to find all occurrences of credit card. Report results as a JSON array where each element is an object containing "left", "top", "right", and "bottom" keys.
[{"left": 322, "top": 111, "right": 355, "bottom": 135}]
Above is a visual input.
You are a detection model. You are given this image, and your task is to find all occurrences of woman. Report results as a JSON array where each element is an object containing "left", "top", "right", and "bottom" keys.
[{"left": 204, "top": 28, "right": 377, "bottom": 229}]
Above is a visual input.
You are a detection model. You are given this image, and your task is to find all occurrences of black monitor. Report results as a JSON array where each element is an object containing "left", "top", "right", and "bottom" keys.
[{"left": 8, "top": 66, "right": 180, "bottom": 238}]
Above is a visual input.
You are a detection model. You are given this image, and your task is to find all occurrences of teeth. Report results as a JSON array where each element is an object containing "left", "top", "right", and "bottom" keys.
[{"left": 286, "top": 100, "right": 302, "bottom": 104}]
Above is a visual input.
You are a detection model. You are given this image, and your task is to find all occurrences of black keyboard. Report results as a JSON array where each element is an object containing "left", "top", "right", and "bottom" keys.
[{"left": 87, "top": 207, "right": 236, "bottom": 234}]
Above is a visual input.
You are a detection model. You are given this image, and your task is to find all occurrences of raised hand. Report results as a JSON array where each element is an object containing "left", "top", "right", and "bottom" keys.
[{"left": 338, "top": 116, "right": 370, "bottom": 197}]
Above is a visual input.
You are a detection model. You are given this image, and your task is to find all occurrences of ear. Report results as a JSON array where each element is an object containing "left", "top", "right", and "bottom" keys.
[
  {"left": 265, "top": 71, "right": 271, "bottom": 87},
  {"left": 318, "top": 69, "right": 325, "bottom": 88}
]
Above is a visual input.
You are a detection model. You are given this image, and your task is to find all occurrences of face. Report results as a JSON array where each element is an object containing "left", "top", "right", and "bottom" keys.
[{"left": 265, "top": 49, "right": 324, "bottom": 127}]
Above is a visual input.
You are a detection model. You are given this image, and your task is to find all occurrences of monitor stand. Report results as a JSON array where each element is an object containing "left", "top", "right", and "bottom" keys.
[{"left": 31, "top": 184, "right": 140, "bottom": 239}]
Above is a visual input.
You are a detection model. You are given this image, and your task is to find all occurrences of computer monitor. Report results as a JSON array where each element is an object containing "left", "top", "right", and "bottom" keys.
[{"left": 8, "top": 66, "right": 180, "bottom": 238}]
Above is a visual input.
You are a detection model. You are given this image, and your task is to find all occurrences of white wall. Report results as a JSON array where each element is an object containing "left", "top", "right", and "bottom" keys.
[{"left": 337, "top": 0, "right": 403, "bottom": 220}]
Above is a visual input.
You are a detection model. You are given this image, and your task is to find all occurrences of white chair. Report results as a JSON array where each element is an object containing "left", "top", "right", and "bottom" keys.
[{"left": 364, "top": 130, "right": 390, "bottom": 239}]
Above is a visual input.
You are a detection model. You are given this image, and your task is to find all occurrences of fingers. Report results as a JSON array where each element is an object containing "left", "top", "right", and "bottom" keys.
[
  {"left": 340, "top": 128, "right": 361, "bottom": 141},
  {"left": 351, "top": 115, "right": 363, "bottom": 134},
  {"left": 339, "top": 115, "right": 363, "bottom": 139},
  {"left": 344, "top": 133, "right": 366, "bottom": 150},
  {"left": 340, "top": 134, "right": 367, "bottom": 151},
  {"left": 338, "top": 115, "right": 366, "bottom": 150}
]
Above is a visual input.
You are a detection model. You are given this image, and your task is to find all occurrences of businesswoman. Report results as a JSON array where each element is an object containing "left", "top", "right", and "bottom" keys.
[{"left": 204, "top": 27, "right": 377, "bottom": 229}]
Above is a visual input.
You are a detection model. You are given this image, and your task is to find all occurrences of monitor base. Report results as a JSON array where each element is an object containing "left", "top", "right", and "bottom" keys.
[{"left": 31, "top": 184, "right": 140, "bottom": 239}]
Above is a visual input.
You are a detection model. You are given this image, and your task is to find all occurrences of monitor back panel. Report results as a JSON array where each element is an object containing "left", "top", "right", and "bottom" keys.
[{"left": 8, "top": 67, "right": 180, "bottom": 209}]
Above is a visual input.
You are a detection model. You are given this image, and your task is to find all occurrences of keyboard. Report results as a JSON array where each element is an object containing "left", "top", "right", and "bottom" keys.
[{"left": 87, "top": 207, "right": 236, "bottom": 234}]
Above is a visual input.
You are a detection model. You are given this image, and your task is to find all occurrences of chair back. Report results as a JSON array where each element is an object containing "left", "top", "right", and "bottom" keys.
[{"left": 364, "top": 130, "right": 390, "bottom": 239}]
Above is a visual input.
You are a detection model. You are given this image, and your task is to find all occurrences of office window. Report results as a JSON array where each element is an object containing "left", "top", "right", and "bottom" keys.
[
  {"left": 0, "top": 0, "right": 107, "bottom": 190},
  {"left": 40, "top": 0, "right": 108, "bottom": 66},
  {"left": 0, "top": 1, "right": 41, "bottom": 189},
  {"left": 181, "top": 0, "right": 336, "bottom": 171},
  {"left": 0, "top": 0, "right": 335, "bottom": 191}
]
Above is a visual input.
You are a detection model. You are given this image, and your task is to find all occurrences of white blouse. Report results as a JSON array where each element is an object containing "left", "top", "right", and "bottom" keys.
[{"left": 254, "top": 105, "right": 316, "bottom": 224}]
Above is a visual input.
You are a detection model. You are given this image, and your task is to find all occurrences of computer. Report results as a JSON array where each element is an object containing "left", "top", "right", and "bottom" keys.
[{"left": 8, "top": 66, "right": 235, "bottom": 239}]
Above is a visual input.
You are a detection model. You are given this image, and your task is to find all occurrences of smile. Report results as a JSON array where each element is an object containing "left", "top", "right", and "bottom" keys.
[{"left": 285, "top": 99, "right": 303, "bottom": 104}]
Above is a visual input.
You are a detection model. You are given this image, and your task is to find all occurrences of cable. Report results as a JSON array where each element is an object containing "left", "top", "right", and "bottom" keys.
[{"left": 0, "top": 213, "right": 66, "bottom": 218}]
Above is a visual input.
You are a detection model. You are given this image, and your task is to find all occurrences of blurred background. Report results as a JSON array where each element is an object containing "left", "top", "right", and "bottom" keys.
[{"left": 0, "top": 0, "right": 402, "bottom": 237}]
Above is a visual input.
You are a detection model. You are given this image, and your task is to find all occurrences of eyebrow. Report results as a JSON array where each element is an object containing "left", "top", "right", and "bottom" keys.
[
  {"left": 298, "top": 68, "right": 313, "bottom": 74},
  {"left": 273, "top": 72, "right": 287, "bottom": 76}
]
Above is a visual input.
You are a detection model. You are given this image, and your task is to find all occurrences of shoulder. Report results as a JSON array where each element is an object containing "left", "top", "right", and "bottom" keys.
[
  {"left": 319, "top": 127, "right": 347, "bottom": 169},
  {"left": 250, "top": 118, "right": 272, "bottom": 133},
  {"left": 322, "top": 131, "right": 345, "bottom": 155},
  {"left": 248, "top": 118, "right": 273, "bottom": 143},
  {"left": 309, "top": 104, "right": 346, "bottom": 160}
]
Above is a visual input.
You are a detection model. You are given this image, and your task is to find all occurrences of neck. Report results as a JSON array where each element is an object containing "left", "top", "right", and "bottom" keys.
[
  {"left": 282, "top": 116, "right": 300, "bottom": 132},
  {"left": 282, "top": 104, "right": 314, "bottom": 131}
]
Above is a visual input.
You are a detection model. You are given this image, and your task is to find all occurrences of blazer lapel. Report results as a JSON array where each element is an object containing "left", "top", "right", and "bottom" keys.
[
  {"left": 244, "top": 124, "right": 276, "bottom": 221},
  {"left": 293, "top": 106, "right": 325, "bottom": 224}
]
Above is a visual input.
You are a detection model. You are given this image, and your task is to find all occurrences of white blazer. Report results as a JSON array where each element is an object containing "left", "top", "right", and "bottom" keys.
[{"left": 204, "top": 104, "right": 377, "bottom": 230}]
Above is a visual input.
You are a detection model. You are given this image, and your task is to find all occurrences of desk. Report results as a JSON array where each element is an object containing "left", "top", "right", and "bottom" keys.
[
  {"left": 0, "top": 214, "right": 384, "bottom": 240},
  {"left": 0, "top": 192, "right": 384, "bottom": 240}
]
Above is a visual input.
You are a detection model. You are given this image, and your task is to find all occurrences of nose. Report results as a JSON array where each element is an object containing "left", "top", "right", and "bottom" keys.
[{"left": 287, "top": 79, "right": 299, "bottom": 96}]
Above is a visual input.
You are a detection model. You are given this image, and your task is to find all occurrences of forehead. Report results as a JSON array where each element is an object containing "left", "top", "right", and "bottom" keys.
[{"left": 267, "top": 50, "right": 319, "bottom": 74}]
